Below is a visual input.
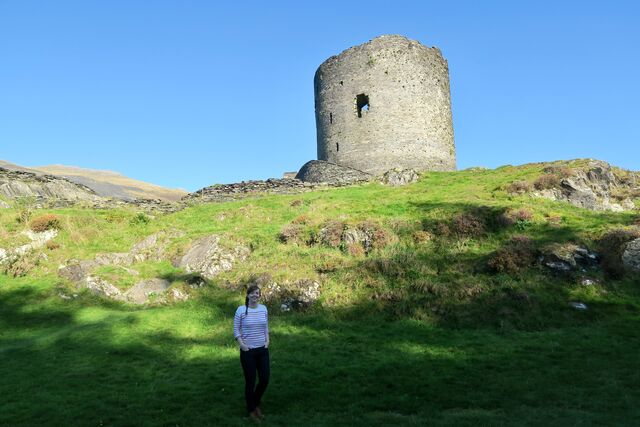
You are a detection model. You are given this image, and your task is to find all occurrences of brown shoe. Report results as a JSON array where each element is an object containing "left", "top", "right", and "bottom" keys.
[{"left": 255, "top": 406, "right": 264, "bottom": 419}]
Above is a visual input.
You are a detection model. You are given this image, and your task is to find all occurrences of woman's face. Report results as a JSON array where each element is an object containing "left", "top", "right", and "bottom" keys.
[{"left": 248, "top": 289, "right": 260, "bottom": 305}]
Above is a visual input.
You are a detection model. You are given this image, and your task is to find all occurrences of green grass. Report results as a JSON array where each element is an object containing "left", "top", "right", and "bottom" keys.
[{"left": 1, "top": 162, "right": 640, "bottom": 426}]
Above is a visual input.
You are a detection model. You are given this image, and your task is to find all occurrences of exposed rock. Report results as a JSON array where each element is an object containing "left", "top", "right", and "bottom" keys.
[
  {"left": 0, "top": 248, "right": 8, "bottom": 264},
  {"left": 124, "top": 279, "right": 172, "bottom": 304},
  {"left": 94, "top": 252, "right": 135, "bottom": 266},
  {"left": 261, "top": 278, "right": 321, "bottom": 311},
  {"left": 184, "top": 178, "right": 318, "bottom": 204},
  {"left": 176, "top": 234, "right": 249, "bottom": 280},
  {"left": 295, "top": 160, "right": 372, "bottom": 185},
  {"left": 0, "top": 167, "right": 99, "bottom": 202},
  {"left": 81, "top": 276, "right": 125, "bottom": 301},
  {"left": 532, "top": 160, "right": 639, "bottom": 211},
  {"left": 622, "top": 238, "right": 640, "bottom": 272},
  {"left": 380, "top": 168, "right": 420, "bottom": 186},
  {"left": 170, "top": 288, "right": 189, "bottom": 302},
  {"left": 15, "top": 229, "right": 58, "bottom": 255},
  {"left": 58, "top": 260, "right": 99, "bottom": 283},
  {"left": 541, "top": 243, "right": 598, "bottom": 273},
  {"left": 0, "top": 199, "right": 10, "bottom": 209}
]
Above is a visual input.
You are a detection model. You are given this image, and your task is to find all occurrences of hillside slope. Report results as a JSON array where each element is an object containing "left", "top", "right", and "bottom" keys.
[
  {"left": 1, "top": 159, "right": 639, "bottom": 426},
  {"left": 0, "top": 160, "right": 187, "bottom": 201}
]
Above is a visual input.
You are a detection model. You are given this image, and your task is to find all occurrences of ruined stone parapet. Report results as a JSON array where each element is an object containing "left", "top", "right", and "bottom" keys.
[{"left": 314, "top": 35, "right": 456, "bottom": 175}]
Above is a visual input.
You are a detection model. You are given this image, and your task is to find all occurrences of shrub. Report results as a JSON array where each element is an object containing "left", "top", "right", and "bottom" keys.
[
  {"left": 130, "top": 212, "right": 151, "bottom": 225},
  {"left": 346, "top": 243, "right": 365, "bottom": 257},
  {"left": 533, "top": 174, "right": 560, "bottom": 190},
  {"left": 412, "top": 230, "right": 433, "bottom": 244},
  {"left": 451, "top": 212, "right": 485, "bottom": 237},
  {"left": 543, "top": 165, "right": 573, "bottom": 179},
  {"left": 487, "top": 235, "right": 537, "bottom": 274},
  {"left": 278, "top": 223, "right": 306, "bottom": 244},
  {"left": 317, "top": 220, "right": 345, "bottom": 248},
  {"left": 357, "top": 221, "right": 394, "bottom": 252},
  {"left": 3, "top": 253, "right": 40, "bottom": 277},
  {"left": 291, "top": 214, "right": 309, "bottom": 224},
  {"left": 597, "top": 228, "right": 640, "bottom": 278},
  {"left": 506, "top": 180, "right": 532, "bottom": 195},
  {"left": 433, "top": 221, "right": 451, "bottom": 237},
  {"left": 497, "top": 208, "right": 534, "bottom": 230},
  {"left": 289, "top": 199, "right": 303, "bottom": 207},
  {"left": 29, "top": 214, "right": 61, "bottom": 232},
  {"left": 45, "top": 240, "right": 61, "bottom": 250}
]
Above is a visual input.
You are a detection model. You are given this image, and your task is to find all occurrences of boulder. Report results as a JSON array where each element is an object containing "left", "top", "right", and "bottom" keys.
[
  {"left": 295, "top": 160, "right": 372, "bottom": 185},
  {"left": 81, "top": 276, "right": 124, "bottom": 301},
  {"left": 124, "top": 278, "right": 172, "bottom": 304},
  {"left": 622, "top": 238, "right": 640, "bottom": 272},
  {"left": 261, "top": 278, "right": 321, "bottom": 311},
  {"left": 380, "top": 168, "right": 419, "bottom": 186},
  {"left": 176, "top": 234, "right": 249, "bottom": 280},
  {"left": 58, "top": 260, "right": 99, "bottom": 283},
  {"left": 541, "top": 243, "right": 598, "bottom": 273}
]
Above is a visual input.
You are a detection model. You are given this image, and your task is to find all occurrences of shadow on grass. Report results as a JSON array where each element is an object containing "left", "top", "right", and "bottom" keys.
[{"left": 1, "top": 281, "right": 640, "bottom": 426}]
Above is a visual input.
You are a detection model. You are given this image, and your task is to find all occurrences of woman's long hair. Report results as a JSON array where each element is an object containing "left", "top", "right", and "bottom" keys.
[{"left": 244, "top": 285, "right": 260, "bottom": 316}]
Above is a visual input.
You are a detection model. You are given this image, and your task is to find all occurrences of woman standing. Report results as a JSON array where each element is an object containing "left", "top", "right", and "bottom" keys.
[{"left": 233, "top": 285, "right": 270, "bottom": 421}]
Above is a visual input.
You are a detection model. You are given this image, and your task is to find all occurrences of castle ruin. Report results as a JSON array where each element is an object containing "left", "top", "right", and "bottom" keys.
[{"left": 313, "top": 35, "right": 456, "bottom": 175}]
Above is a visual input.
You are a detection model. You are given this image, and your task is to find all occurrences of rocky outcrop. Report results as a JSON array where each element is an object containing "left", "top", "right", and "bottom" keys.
[
  {"left": 125, "top": 279, "right": 172, "bottom": 304},
  {"left": 175, "top": 234, "right": 250, "bottom": 280},
  {"left": 183, "top": 178, "right": 319, "bottom": 204},
  {"left": 380, "top": 168, "right": 420, "bottom": 186},
  {"left": 541, "top": 243, "right": 598, "bottom": 273},
  {"left": 622, "top": 238, "right": 640, "bottom": 272},
  {"left": 532, "top": 160, "right": 639, "bottom": 211},
  {"left": 0, "top": 167, "right": 99, "bottom": 202},
  {"left": 0, "top": 229, "right": 58, "bottom": 268},
  {"left": 295, "top": 160, "right": 372, "bottom": 185},
  {"left": 58, "top": 231, "right": 189, "bottom": 304},
  {"left": 542, "top": 243, "right": 599, "bottom": 272}
]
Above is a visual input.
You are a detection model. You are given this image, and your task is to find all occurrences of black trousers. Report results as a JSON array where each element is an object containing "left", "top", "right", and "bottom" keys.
[{"left": 240, "top": 346, "right": 270, "bottom": 412}]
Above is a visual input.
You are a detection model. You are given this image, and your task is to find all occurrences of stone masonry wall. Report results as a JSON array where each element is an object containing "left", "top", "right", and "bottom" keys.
[{"left": 314, "top": 35, "right": 456, "bottom": 175}]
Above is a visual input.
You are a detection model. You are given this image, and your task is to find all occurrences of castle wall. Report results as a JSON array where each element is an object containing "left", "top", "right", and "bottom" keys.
[{"left": 314, "top": 35, "right": 456, "bottom": 175}]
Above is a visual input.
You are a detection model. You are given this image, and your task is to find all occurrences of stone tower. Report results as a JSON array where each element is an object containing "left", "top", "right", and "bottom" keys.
[{"left": 314, "top": 35, "right": 456, "bottom": 175}]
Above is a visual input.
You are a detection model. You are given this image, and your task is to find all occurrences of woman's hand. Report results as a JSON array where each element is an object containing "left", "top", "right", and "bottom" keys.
[
  {"left": 239, "top": 343, "right": 249, "bottom": 352},
  {"left": 265, "top": 339, "right": 269, "bottom": 349}
]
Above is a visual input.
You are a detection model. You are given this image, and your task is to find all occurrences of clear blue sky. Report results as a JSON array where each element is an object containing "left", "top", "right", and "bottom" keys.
[{"left": 1, "top": 1, "right": 639, "bottom": 191}]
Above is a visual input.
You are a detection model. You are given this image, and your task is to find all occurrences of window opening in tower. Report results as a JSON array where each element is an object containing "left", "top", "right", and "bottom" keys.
[{"left": 356, "top": 94, "right": 369, "bottom": 118}]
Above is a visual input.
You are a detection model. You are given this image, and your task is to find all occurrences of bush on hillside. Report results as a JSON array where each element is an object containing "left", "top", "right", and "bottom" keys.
[
  {"left": 130, "top": 212, "right": 151, "bottom": 225},
  {"left": 496, "top": 208, "right": 534, "bottom": 230},
  {"left": 597, "top": 228, "right": 640, "bottom": 278},
  {"left": 316, "top": 220, "right": 345, "bottom": 248},
  {"left": 29, "top": 214, "right": 61, "bottom": 232},
  {"left": 278, "top": 223, "right": 306, "bottom": 245},
  {"left": 412, "top": 230, "right": 433, "bottom": 244},
  {"left": 506, "top": 180, "right": 532, "bottom": 195},
  {"left": 543, "top": 165, "right": 573, "bottom": 179},
  {"left": 451, "top": 212, "right": 485, "bottom": 237},
  {"left": 533, "top": 173, "right": 561, "bottom": 190},
  {"left": 487, "top": 235, "right": 537, "bottom": 274}
]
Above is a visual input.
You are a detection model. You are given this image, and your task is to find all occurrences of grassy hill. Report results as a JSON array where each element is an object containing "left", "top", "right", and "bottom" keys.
[{"left": 1, "top": 161, "right": 639, "bottom": 426}]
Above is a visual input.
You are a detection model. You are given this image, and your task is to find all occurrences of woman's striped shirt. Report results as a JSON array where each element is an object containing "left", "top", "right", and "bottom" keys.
[{"left": 233, "top": 304, "right": 269, "bottom": 349}]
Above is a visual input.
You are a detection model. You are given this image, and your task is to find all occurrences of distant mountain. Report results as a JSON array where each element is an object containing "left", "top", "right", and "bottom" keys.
[{"left": 0, "top": 160, "right": 187, "bottom": 202}]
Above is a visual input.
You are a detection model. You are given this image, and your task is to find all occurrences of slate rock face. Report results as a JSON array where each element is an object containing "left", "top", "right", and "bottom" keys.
[
  {"left": 295, "top": 160, "right": 372, "bottom": 184},
  {"left": 176, "top": 234, "right": 249, "bottom": 280},
  {"left": 0, "top": 167, "right": 98, "bottom": 201},
  {"left": 622, "top": 238, "right": 640, "bottom": 272},
  {"left": 533, "top": 160, "right": 638, "bottom": 211}
]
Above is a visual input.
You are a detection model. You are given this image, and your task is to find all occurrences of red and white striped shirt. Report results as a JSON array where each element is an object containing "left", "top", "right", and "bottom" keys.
[{"left": 233, "top": 304, "right": 269, "bottom": 349}]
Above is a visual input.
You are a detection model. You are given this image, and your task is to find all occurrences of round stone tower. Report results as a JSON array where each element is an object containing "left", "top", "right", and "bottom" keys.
[{"left": 314, "top": 35, "right": 456, "bottom": 175}]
